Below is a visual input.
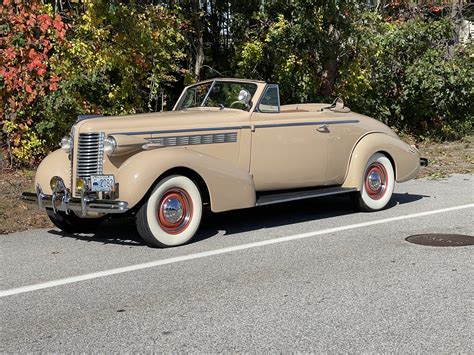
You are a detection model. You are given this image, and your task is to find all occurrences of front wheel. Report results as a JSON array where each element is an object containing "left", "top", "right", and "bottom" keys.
[
  {"left": 353, "top": 153, "right": 395, "bottom": 212},
  {"left": 136, "top": 175, "right": 203, "bottom": 248}
]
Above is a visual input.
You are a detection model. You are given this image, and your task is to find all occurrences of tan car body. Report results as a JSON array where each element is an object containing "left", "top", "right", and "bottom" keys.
[{"left": 34, "top": 78, "right": 421, "bottom": 215}]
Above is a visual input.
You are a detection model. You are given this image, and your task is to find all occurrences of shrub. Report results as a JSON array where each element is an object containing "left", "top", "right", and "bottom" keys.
[
  {"left": 38, "top": 0, "right": 185, "bottom": 149},
  {"left": 401, "top": 45, "right": 473, "bottom": 139},
  {"left": 0, "top": 0, "right": 67, "bottom": 166},
  {"left": 336, "top": 15, "right": 473, "bottom": 139},
  {"left": 236, "top": 5, "right": 472, "bottom": 140}
]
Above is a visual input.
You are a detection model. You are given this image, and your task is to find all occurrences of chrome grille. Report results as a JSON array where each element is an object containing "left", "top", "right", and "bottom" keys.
[{"left": 76, "top": 133, "right": 104, "bottom": 178}]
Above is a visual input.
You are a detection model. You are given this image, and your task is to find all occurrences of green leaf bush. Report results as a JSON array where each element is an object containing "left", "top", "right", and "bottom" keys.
[
  {"left": 2, "top": 0, "right": 472, "bottom": 167},
  {"left": 37, "top": 0, "right": 185, "bottom": 150},
  {"left": 337, "top": 15, "right": 473, "bottom": 140}
]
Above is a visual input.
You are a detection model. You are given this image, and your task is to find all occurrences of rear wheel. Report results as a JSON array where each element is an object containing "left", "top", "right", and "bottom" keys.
[
  {"left": 136, "top": 175, "right": 203, "bottom": 247},
  {"left": 47, "top": 210, "right": 105, "bottom": 233},
  {"left": 353, "top": 152, "right": 395, "bottom": 211}
]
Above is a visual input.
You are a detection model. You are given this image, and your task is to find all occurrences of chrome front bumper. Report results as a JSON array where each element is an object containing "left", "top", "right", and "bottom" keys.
[{"left": 22, "top": 177, "right": 128, "bottom": 215}]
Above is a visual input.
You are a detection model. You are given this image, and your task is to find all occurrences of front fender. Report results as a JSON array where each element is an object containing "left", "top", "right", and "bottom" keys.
[
  {"left": 342, "top": 133, "right": 420, "bottom": 190},
  {"left": 116, "top": 148, "right": 256, "bottom": 212},
  {"left": 35, "top": 149, "right": 71, "bottom": 195}
]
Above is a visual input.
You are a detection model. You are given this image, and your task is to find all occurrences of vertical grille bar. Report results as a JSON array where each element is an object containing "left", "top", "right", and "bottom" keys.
[{"left": 76, "top": 133, "right": 104, "bottom": 178}]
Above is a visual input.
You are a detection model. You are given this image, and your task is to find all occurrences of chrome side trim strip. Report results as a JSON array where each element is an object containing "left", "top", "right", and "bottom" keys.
[
  {"left": 255, "top": 120, "right": 360, "bottom": 129},
  {"left": 110, "top": 120, "right": 359, "bottom": 136},
  {"left": 109, "top": 125, "right": 250, "bottom": 136},
  {"left": 256, "top": 186, "right": 358, "bottom": 206}
]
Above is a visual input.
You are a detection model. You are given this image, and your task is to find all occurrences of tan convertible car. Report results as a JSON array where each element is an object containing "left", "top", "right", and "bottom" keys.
[{"left": 23, "top": 78, "right": 427, "bottom": 247}]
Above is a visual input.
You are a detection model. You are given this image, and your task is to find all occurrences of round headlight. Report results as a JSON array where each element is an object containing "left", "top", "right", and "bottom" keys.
[
  {"left": 104, "top": 136, "right": 117, "bottom": 156},
  {"left": 60, "top": 135, "right": 72, "bottom": 152}
]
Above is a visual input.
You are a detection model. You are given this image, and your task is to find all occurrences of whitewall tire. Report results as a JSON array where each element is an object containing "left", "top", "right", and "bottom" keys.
[
  {"left": 354, "top": 153, "right": 395, "bottom": 211},
  {"left": 136, "top": 175, "right": 202, "bottom": 247}
]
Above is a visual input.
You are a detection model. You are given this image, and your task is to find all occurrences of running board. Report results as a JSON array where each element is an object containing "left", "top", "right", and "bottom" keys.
[{"left": 256, "top": 187, "right": 357, "bottom": 206}]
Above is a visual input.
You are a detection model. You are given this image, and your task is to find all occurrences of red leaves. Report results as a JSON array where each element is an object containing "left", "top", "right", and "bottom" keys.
[
  {"left": 5, "top": 47, "right": 16, "bottom": 60},
  {"left": 429, "top": 6, "right": 445, "bottom": 13},
  {"left": 26, "top": 48, "right": 45, "bottom": 72},
  {"left": 49, "top": 83, "right": 58, "bottom": 91},
  {"left": 26, "top": 15, "right": 36, "bottom": 27},
  {"left": 2, "top": 0, "right": 68, "bottom": 118},
  {"left": 37, "top": 13, "right": 52, "bottom": 33},
  {"left": 28, "top": 48, "right": 37, "bottom": 59},
  {"left": 53, "top": 14, "right": 63, "bottom": 31},
  {"left": 57, "top": 29, "right": 66, "bottom": 41},
  {"left": 1, "top": 67, "right": 18, "bottom": 85},
  {"left": 49, "top": 76, "right": 60, "bottom": 91}
]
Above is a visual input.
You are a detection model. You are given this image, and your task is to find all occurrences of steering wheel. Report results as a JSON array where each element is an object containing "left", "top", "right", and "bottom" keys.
[{"left": 229, "top": 101, "right": 243, "bottom": 108}]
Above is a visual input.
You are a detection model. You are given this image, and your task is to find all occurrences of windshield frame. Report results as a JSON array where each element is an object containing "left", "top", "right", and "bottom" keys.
[{"left": 174, "top": 80, "right": 258, "bottom": 112}]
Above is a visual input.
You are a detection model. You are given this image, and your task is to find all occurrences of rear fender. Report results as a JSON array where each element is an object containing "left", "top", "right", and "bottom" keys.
[
  {"left": 116, "top": 148, "right": 256, "bottom": 212},
  {"left": 342, "top": 133, "right": 420, "bottom": 190}
]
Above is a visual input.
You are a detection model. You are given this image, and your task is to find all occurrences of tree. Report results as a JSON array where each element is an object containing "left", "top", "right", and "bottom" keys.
[{"left": 38, "top": 0, "right": 185, "bottom": 147}]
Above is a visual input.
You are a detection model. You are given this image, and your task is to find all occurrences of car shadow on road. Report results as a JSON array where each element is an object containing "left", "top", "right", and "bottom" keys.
[
  {"left": 47, "top": 218, "right": 145, "bottom": 246},
  {"left": 46, "top": 192, "right": 428, "bottom": 247},
  {"left": 194, "top": 192, "right": 429, "bottom": 242}
]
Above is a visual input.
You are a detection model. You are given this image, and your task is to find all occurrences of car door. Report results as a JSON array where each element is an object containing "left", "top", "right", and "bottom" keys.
[
  {"left": 322, "top": 111, "right": 366, "bottom": 185},
  {"left": 249, "top": 85, "right": 328, "bottom": 191}
]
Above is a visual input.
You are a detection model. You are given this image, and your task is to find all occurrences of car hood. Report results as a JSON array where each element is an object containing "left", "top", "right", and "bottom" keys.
[{"left": 74, "top": 108, "right": 251, "bottom": 136}]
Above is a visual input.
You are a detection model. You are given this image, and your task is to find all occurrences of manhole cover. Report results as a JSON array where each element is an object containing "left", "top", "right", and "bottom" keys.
[{"left": 406, "top": 234, "right": 474, "bottom": 247}]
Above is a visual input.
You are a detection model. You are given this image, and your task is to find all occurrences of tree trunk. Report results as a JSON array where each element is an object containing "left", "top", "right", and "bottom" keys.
[
  {"left": 319, "top": 23, "right": 339, "bottom": 97},
  {"left": 319, "top": 56, "right": 337, "bottom": 97},
  {"left": 194, "top": 35, "right": 204, "bottom": 81}
]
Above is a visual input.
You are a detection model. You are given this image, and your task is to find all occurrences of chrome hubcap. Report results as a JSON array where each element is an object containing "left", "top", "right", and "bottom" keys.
[
  {"left": 161, "top": 197, "right": 184, "bottom": 224},
  {"left": 368, "top": 171, "right": 382, "bottom": 191},
  {"left": 157, "top": 188, "right": 193, "bottom": 234},
  {"left": 365, "top": 162, "right": 388, "bottom": 200}
]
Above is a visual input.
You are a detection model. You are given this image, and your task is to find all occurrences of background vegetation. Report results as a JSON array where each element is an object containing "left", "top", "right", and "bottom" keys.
[{"left": 1, "top": 0, "right": 473, "bottom": 166}]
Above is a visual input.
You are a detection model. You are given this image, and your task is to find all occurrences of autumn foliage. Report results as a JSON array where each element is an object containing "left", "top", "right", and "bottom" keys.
[
  {"left": 0, "top": 1, "right": 472, "bottom": 167},
  {"left": 1, "top": 0, "right": 67, "bottom": 165}
]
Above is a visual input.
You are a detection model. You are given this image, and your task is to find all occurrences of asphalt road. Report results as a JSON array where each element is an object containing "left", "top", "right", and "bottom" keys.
[{"left": 1, "top": 174, "right": 473, "bottom": 352}]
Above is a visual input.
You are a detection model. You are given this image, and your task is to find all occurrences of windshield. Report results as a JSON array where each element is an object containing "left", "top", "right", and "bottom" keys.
[{"left": 176, "top": 81, "right": 257, "bottom": 111}]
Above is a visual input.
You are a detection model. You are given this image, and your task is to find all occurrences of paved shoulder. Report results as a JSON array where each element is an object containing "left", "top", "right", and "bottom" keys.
[{"left": 1, "top": 174, "right": 473, "bottom": 352}]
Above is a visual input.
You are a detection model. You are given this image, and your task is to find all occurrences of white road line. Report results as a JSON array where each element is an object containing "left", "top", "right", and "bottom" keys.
[{"left": 1, "top": 203, "right": 473, "bottom": 298}]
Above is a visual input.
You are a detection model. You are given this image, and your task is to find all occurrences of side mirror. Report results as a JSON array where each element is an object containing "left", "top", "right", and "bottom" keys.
[{"left": 238, "top": 89, "right": 251, "bottom": 107}]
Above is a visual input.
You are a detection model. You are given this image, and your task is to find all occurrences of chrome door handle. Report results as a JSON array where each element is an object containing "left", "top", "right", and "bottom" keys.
[{"left": 316, "top": 124, "right": 329, "bottom": 132}]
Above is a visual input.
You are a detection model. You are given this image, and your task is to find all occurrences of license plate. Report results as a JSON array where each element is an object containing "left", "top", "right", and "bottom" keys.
[{"left": 90, "top": 175, "right": 115, "bottom": 192}]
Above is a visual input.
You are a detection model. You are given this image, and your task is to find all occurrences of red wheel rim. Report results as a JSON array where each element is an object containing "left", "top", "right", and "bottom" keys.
[
  {"left": 364, "top": 162, "right": 388, "bottom": 200},
  {"left": 157, "top": 188, "right": 193, "bottom": 234}
]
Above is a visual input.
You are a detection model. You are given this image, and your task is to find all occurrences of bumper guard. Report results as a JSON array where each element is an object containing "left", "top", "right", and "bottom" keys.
[{"left": 22, "top": 176, "right": 128, "bottom": 216}]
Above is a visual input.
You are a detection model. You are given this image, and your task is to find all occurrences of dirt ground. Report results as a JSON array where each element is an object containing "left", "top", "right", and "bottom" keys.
[
  {"left": 1, "top": 137, "right": 472, "bottom": 234},
  {"left": 0, "top": 169, "right": 53, "bottom": 234},
  {"left": 409, "top": 135, "right": 473, "bottom": 178}
]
